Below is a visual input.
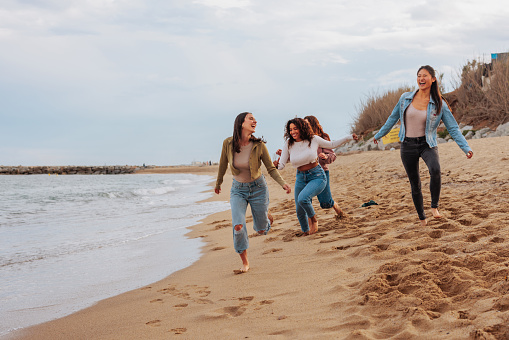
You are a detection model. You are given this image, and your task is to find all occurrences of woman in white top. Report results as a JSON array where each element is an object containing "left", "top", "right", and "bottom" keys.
[{"left": 274, "top": 118, "right": 357, "bottom": 235}]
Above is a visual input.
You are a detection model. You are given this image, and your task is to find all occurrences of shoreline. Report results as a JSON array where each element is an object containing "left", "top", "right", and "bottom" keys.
[
  {"left": 7, "top": 136, "right": 509, "bottom": 339},
  {"left": 2, "top": 169, "right": 226, "bottom": 339}
]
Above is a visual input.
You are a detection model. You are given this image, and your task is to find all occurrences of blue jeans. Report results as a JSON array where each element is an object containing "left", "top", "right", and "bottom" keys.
[
  {"left": 230, "top": 175, "right": 271, "bottom": 254},
  {"left": 294, "top": 165, "right": 327, "bottom": 232},
  {"left": 317, "top": 170, "right": 334, "bottom": 209},
  {"left": 400, "top": 136, "right": 441, "bottom": 220}
]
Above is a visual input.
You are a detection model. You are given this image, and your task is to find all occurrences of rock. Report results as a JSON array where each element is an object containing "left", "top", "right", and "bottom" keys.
[{"left": 464, "top": 130, "right": 474, "bottom": 139}]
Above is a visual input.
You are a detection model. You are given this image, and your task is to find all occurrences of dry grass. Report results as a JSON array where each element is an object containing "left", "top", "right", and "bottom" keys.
[
  {"left": 453, "top": 57, "right": 509, "bottom": 126},
  {"left": 351, "top": 86, "right": 412, "bottom": 136}
]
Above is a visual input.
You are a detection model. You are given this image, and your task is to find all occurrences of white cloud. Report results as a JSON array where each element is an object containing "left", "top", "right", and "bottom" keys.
[{"left": 1, "top": 0, "right": 508, "bottom": 165}]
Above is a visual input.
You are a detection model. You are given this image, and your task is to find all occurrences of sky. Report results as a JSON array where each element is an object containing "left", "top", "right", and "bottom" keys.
[{"left": 1, "top": 0, "right": 508, "bottom": 166}]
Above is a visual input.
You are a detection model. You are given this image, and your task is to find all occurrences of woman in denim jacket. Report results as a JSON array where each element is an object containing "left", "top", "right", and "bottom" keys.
[
  {"left": 374, "top": 65, "right": 473, "bottom": 226},
  {"left": 215, "top": 112, "right": 291, "bottom": 273}
]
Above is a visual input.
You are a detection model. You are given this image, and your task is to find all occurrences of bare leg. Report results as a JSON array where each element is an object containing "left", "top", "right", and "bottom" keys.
[
  {"left": 238, "top": 250, "right": 249, "bottom": 273},
  {"left": 308, "top": 215, "right": 318, "bottom": 235},
  {"left": 431, "top": 208, "right": 442, "bottom": 219},
  {"left": 333, "top": 202, "right": 346, "bottom": 218},
  {"left": 259, "top": 212, "right": 274, "bottom": 234},
  {"left": 234, "top": 224, "right": 249, "bottom": 273}
]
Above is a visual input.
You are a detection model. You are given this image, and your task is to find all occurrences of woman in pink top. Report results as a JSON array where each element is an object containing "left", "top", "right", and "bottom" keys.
[{"left": 304, "top": 115, "right": 352, "bottom": 218}]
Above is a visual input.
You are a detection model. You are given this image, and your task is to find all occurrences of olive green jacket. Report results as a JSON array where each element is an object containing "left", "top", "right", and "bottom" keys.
[{"left": 215, "top": 137, "right": 287, "bottom": 190}]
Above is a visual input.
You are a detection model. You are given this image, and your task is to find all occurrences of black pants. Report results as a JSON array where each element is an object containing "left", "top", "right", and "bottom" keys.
[{"left": 400, "top": 137, "right": 441, "bottom": 220}]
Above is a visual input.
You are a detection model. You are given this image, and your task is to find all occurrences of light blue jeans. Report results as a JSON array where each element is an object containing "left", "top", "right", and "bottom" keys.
[
  {"left": 294, "top": 165, "right": 327, "bottom": 233},
  {"left": 230, "top": 175, "right": 271, "bottom": 254},
  {"left": 316, "top": 170, "right": 334, "bottom": 209}
]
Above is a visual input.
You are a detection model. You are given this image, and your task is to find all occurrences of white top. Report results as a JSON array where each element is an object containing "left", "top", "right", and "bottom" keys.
[
  {"left": 405, "top": 103, "right": 427, "bottom": 137},
  {"left": 277, "top": 135, "right": 352, "bottom": 169}
]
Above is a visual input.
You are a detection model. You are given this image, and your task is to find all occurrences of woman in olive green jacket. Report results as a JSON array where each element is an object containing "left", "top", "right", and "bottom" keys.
[{"left": 215, "top": 112, "right": 291, "bottom": 273}]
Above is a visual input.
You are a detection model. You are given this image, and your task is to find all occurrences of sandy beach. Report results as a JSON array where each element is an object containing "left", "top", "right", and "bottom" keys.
[{"left": 8, "top": 136, "right": 509, "bottom": 340}]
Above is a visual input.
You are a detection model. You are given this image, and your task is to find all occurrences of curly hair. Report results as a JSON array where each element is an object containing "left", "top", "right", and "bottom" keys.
[
  {"left": 304, "top": 115, "right": 330, "bottom": 141},
  {"left": 232, "top": 112, "right": 265, "bottom": 153},
  {"left": 284, "top": 117, "right": 314, "bottom": 148}
]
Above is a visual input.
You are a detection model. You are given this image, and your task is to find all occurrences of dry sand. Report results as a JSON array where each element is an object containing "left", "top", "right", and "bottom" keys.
[{"left": 8, "top": 136, "right": 509, "bottom": 340}]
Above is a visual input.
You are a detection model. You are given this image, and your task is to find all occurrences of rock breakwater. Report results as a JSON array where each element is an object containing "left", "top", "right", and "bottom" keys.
[{"left": 0, "top": 165, "right": 139, "bottom": 175}]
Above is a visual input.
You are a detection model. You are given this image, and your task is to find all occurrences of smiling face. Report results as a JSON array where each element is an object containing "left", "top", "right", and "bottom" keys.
[
  {"left": 242, "top": 113, "right": 257, "bottom": 135},
  {"left": 289, "top": 123, "right": 301, "bottom": 142},
  {"left": 417, "top": 68, "right": 436, "bottom": 91}
]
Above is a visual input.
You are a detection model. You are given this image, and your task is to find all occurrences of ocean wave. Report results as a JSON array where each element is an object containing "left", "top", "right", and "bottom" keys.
[{"left": 133, "top": 186, "right": 176, "bottom": 196}]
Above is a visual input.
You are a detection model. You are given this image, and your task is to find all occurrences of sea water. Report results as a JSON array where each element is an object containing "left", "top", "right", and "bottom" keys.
[{"left": 0, "top": 173, "right": 230, "bottom": 336}]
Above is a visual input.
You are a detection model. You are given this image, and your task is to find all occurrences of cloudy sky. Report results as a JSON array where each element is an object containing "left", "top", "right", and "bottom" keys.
[{"left": 1, "top": 0, "right": 508, "bottom": 166}]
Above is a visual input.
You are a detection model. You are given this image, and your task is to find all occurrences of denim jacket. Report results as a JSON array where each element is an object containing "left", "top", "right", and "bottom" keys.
[{"left": 374, "top": 90, "right": 472, "bottom": 154}]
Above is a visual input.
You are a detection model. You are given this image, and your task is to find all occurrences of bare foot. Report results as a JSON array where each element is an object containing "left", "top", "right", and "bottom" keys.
[
  {"left": 420, "top": 219, "right": 428, "bottom": 226},
  {"left": 431, "top": 208, "right": 442, "bottom": 219},
  {"left": 233, "top": 264, "right": 249, "bottom": 274},
  {"left": 333, "top": 202, "right": 346, "bottom": 219},
  {"left": 268, "top": 212, "right": 274, "bottom": 226},
  {"left": 234, "top": 250, "right": 249, "bottom": 274},
  {"left": 308, "top": 216, "right": 318, "bottom": 235}
]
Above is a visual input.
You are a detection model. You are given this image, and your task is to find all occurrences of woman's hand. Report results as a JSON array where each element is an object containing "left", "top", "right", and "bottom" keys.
[
  {"left": 273, "top": 159, "right": 280, "bottom": 168},
  {"left": 283, "top": 184, "right": 291, "bottom": 194},
  {"left": 373, "top": 139, "right": 378, "bottom": 145},
  {"left": 466, "top": 151, "right": 473, "bottom": 159},
  {"left": 318, "top": 152, "right": 327, "bottom": 160},
  {"left": 275, "top": 149, "right": 282, "bottom": 156},
  {"left": 352, "top": 133, "right": 359, "bottom": 141},
  {"left": 214, "top": 188, "right": 221, "bottom": 194}
]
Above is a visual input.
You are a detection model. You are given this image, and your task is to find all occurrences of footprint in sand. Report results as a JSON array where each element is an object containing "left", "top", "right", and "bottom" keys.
[
  {"left": 150, "top": 298, "right": 163, "bottom": 303},
  {"left": 262, "top": 248, "right": 283, "bottom": 255},
  {"left": 146, "top": 320, "right": 161, "bottom": 327},
  {"left": 428, "top": 230, "right": 443, "bottom": 239},
  {"left": 170, "top": 327, "right": 187, "bottom": 334},
  {"left": 214, "top": 223, "right": 230, "bottom": 230},
  {"left": 221, "top": 305, "right": 246, "bottom": 317},
  {"left": 238, "top": 296, "right": 255, "bottom": 301},
  {"left": 212, "top": 246, "right": 226, "bottom": 251},
  {"left": 259, "top": 300, "right": 274, "bottom": 305},
  {"left": 174, "top": 303, "right": 188, "bottom": 308},
  {"left": 264, "top": 236, "right": 279, "bottom": 243}
]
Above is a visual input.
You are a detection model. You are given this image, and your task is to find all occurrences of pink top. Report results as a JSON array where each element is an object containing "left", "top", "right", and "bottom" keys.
[{"left": 405, "top": 103, "right": 427, "bottom": 137}]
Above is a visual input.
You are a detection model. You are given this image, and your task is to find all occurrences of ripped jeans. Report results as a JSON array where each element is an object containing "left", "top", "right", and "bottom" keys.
[{"left": 230, "top": 175, "right": 271, "bottom": 254}]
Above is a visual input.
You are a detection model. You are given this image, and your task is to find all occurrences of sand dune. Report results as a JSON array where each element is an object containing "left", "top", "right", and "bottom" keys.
[{"left": 9, "top": 136, "right": 509, "bottom": 340}]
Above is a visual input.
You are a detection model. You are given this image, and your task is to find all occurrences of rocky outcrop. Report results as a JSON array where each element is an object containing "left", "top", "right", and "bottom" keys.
[{"left": 0, "top": 165, "right": 140, "bottom": 175}]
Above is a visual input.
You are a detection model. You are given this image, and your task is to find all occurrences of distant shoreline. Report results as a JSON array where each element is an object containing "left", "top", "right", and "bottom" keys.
[{"left": 0, "top": 165, "right": 219, "bottom": 176}]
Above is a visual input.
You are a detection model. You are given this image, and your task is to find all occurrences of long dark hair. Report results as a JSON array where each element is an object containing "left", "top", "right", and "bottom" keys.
[
  {"left": 232, "top": 112, "right": 265, "bottom": 153},
  {"left": 418, "top": 65, "right": 445, "bottom": 114},
  {"left": 284, "top": 117, "right": 314, "bottom": 147},
  {"left": 304, "top": 115, "right": 330, "bottom": 141}
]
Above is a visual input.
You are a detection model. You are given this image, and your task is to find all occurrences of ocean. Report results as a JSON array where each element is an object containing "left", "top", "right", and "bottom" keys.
[{"left": 0, "top": 173, "right": 230, "bottom": 336}]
